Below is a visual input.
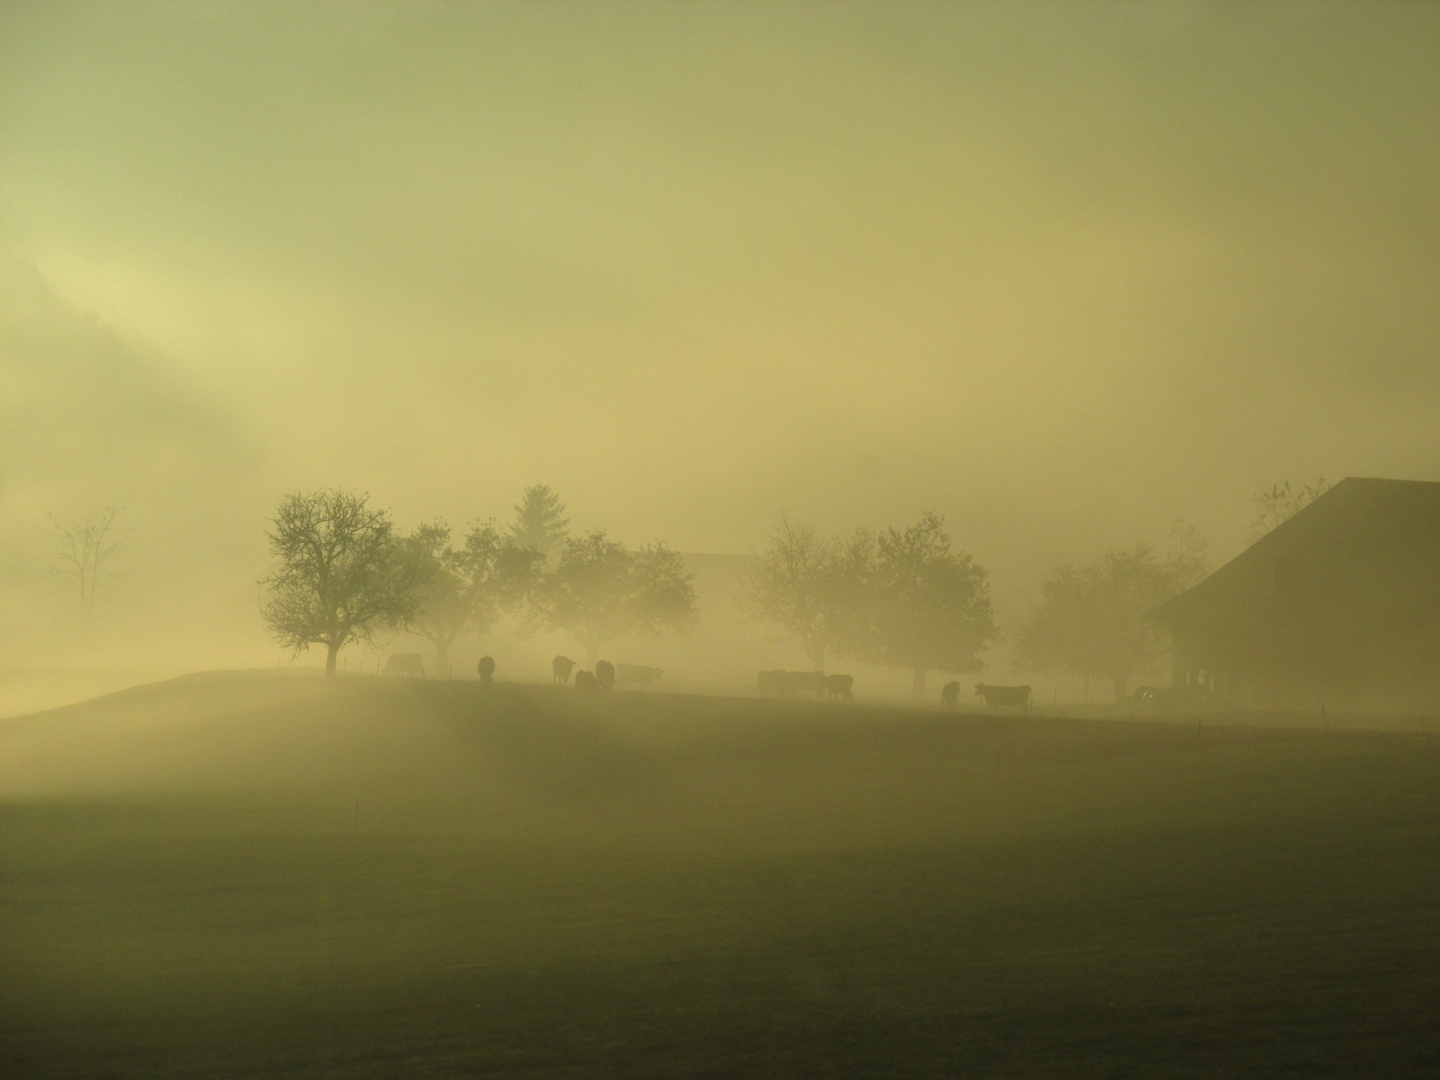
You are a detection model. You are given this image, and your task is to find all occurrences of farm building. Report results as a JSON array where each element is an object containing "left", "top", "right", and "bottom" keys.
[{"left": 1151, "top": 477, "right": 1440, "bottom": 711}]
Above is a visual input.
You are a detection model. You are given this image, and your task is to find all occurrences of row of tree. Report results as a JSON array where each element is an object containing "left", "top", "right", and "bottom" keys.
[
  {"left": 262, "top": 477, "right": 1329, "bottom": 691},
  {"left": 742, "top": 477, "right": 1327, "bottom": 701},
  {"left": 261, "top": 485, "right": 697, "bottom": 677},
  {"left": 737, "top": 512, "right": 997, "bottom": 697}
]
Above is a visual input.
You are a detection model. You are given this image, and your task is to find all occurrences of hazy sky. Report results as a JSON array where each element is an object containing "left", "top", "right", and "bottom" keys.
[{"left": 3, "top": 2, "right": 1438, "bottom": 656}]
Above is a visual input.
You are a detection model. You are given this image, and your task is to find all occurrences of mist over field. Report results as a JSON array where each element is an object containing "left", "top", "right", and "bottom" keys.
[
  {"left": 5, "top": 4, "right": 1440, "bottom": 1076},
  {"left": 3, "top": 2, "right": 1439, "bottom": 710}
]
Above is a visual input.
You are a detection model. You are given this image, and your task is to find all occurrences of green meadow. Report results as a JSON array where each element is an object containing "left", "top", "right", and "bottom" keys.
[{"left": 3, "top": 672, "right": 1439, "bottom": 1077}]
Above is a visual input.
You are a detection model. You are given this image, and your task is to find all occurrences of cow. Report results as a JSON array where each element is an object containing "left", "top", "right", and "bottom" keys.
[
  {"left": 757, "top": 670, "right": 787, "bottom": 696},
  {"left": 574, "top": 670, "right": 598, "bottom": 692},
  {"left": 553, "top": 655, "right": 576, "bottom": 686},
  {"left": 476, "top": 655, "right": 495, "bottom": 686},
  {"left": 595, "top": 660, "right": 616, "bottom": 691},
  {"left": 825, "top": 674, "right": 854, "bottom": 702},
  {"left": 615, "top": 663, "right": 663, "bottom": 687},
  {"left": 787, "top": 671, "right": 828, "bottom": 700},
  {"left": 941, "top": 681, "right": 961, "bottom": 710},
  {"left": 975, "top": 683, "right": 1032, "bottom": 713},
  {"left": 383, "top": 653, "right": 425, "bottom": 677}
]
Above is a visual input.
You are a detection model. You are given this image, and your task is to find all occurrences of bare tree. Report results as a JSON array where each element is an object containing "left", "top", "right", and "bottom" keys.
[
  {"left": 405, "top": 521, "right": 472, "bottom": 677},
  {"left": 406, "top": 519, "right": 545, "bottom": 674},
  {"left": 845, "top": 512, "right": 997, "bottom": 699},
  {"left": 1251, "top": 478, "right": 1329, "bottom": 538},
  {"left": 261, "top": 490, "right": 429, "bottom": 678},
  {"left": 48, "top": 507, "right": 126, "bottom": 639},
  {"left": 522, "top": 530, "right": 697, "bottom": 664},
  {"left": 1017, "top": 526, "right": 1210, "bottom": 701},
  {"left": 736, "top": 517, "right": 840, "bottom": 670}
]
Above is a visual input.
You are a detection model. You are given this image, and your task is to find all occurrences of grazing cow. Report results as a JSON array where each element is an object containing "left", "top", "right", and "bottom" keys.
[
  {"left": 383, "top": 653, "right": 425, "bottom": 677},
  {"left": 574, "top": 670, "right": 598, "bottom": 692},
  {"left": 553, "top": 655, "right": 575, "bottom": 686},
  {"left": 941, "top": 681, "right": 961, "bottom": 710},
  {"left": 595, "top": 660, "right": 616, "bottom": 691},
  {"left": 787, "top": 671, "right": 828, "bottom": 700},
  {"left": 825, "top": 674, "right": 854, "bottom": 702},
  {"left": 615, "top": 663, "right": 663, "bottom": 687},
  {"left": 757, "top": 670, "right": 787, "bottom": 696},
  {"left": 476, "top": 655, "right": 495, "bottom": 686},
  {"left": 974, "top": 683, "right": 1032, "bottom": 713}
]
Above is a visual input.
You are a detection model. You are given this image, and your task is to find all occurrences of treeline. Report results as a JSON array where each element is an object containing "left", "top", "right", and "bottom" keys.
[
  {"left": 743, "top": 476, "right": 1328, "bottom": 701},
  {"left": 260, "top": 476, "right": 1329, "bottom": 694},
  {"left": 738, "top": 513, "right": 996, "bottom": 698},
  {"left": 260, "top": 485, "right": 696, "bottom": 677}
]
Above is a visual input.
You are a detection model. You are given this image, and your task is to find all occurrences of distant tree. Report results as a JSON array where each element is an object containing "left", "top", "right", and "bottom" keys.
[
  {"left": 261, "top": 490, "right": 429, "bottom": 678},
  {"left": 48, "top": 506, "right": 126, "bottom": 641},
  {"left": 462, "top": 519, "right": 546, "bottom": 633},
  {"left": 523, "top": 530, "right": 697, "bottom": 664},
  {"left": 1166, "top": 518, "right": 1211, "bottom": 589},
  {"left": 1251, "top": 478, "right": 1329, "bottom": 538},
  {"left": 1017, "top": 526, "right": 1209, "bottom": 701},
  {"left": 406, "top": 520, "right": 545, "bottom": 676},
  {"left": 508, "top": 484, "right": 571, "bottom": 557},
  {"left": 1014, "top": 564, "right": 1102, "bottom": 700},
  {"left": 843, "top": 512, "right": 997, "bottom": 699},
  {"left": 736, "top": 517, "right": 842, "bottom": 670},
  {"left": 405, "top": 522, "right": 470, "bottom": 677}
]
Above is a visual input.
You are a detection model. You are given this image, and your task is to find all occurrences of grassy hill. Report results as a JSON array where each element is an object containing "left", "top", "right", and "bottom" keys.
[{"left": 3, "top": 671, "right": 1440, "bottom": 1076}]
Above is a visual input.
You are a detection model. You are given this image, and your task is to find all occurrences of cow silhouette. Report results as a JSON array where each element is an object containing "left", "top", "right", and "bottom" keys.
[
  {"left": 383, "top": 653, "right": 424, "bottom": 677},
  {"left": 553, "top": 655, "right": 575, "bottom": 686},
  {"left": 574, "top": 670, "right": 598, "bottom": 692},
  {"left": 595, "top": 660, "right": 616, "bottom": 691},
  {"left": 941, "top": 681, "right": 961, "bottom": 710},
  {"left": 757, "top": 670, "right": 787, "bottom": 696},
  {"left": 824, "top": 674, "right": 854, "bottom": 702},
  {"left": 974, "top": 683, "right": 1032, "bottom": 713},
  {"left": 476, "top": 655, "right": 495, "bottom": 686}
]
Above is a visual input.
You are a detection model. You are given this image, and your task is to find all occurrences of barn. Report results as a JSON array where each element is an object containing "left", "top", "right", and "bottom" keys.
[{"left": 1151, "top": 477, "right": 1440, "bottom": 711}]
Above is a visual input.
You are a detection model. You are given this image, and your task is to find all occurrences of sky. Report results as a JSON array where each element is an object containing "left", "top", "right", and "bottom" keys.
[{"left": 2, "top": 1, "right": 1438, "bottom": 667}]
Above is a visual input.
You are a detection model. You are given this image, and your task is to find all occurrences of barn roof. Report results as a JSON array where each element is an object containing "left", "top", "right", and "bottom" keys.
[{"left": 1152, "top": 477, "right": 1440, "bottom": 636}]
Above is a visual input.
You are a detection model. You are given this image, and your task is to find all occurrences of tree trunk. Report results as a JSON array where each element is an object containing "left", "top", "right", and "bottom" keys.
[
  {"left": 912, "top": 667, "right": 927, "bottom": 700},
  {"left": 1113, "top": 670, "right": 1128, "bottom": 702},
  {"left": 435, "top": 639, "right": 450, "bottom": 679},
  {"left": 325, "top": 640, "right": 340, "bottom": 679},
  {"left": 808, "top": 643, "right": 826, "bottom": 672},
  {"left": 585, "top": 641, "right": 599, "bottom": 667}
]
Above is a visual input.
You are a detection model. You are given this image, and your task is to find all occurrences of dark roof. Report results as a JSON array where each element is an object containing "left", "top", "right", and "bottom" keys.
[{"left": 1152, "top": 477, "right": 1440, "bottom": 636}]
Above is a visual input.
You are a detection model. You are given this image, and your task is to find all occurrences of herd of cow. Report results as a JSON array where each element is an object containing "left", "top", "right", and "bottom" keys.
[
  {"left": 380, "top": 651, "right": 1033, "bottom": 712},
  {"left": 550, "top": 655, "right": 664, "bottom": 691}
]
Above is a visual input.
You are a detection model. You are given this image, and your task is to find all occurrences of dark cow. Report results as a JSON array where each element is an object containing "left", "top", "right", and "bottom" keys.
[
  {"left": 941, "top": 681, "right": 961, "bottom": 710},
  {"left": 553, "top": 655, "right": 575, "bottom": 686},
  {"left": 757, "top": 670, "right": 787, "bottom": 696},
  {"left": 825, "top": 674, "right": 854, "bottom": 702},
  {"left": 975, "top": 683, "right": 1032, "bottom": 713},
  {"left": 383, "top": 653, "right": 425, "bottom": 677},
  {"left": 476, "top": 655, "right": 495, "bottom": 686},
  {"left": 615, "top": 663, "right": 663, "bottom": 687},
  {"left": 595, "top": 660, "right": 616, "bottom": 691},
  {"left": 787, "top": 671, "right": 828, "bottom": 700},
  {"left": 574, "top": 670, "right": 598, "bottom": 692}
]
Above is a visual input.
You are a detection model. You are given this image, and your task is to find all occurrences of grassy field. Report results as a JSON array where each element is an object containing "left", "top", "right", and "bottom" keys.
[{"left": 3, "top": 671, "right": 1440, "bottom": 1077}]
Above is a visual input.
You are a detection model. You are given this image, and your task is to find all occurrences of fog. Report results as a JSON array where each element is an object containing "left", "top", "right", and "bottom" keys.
[{"left": 3, "top": 2, "right": 1439, "bottom": 707}]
